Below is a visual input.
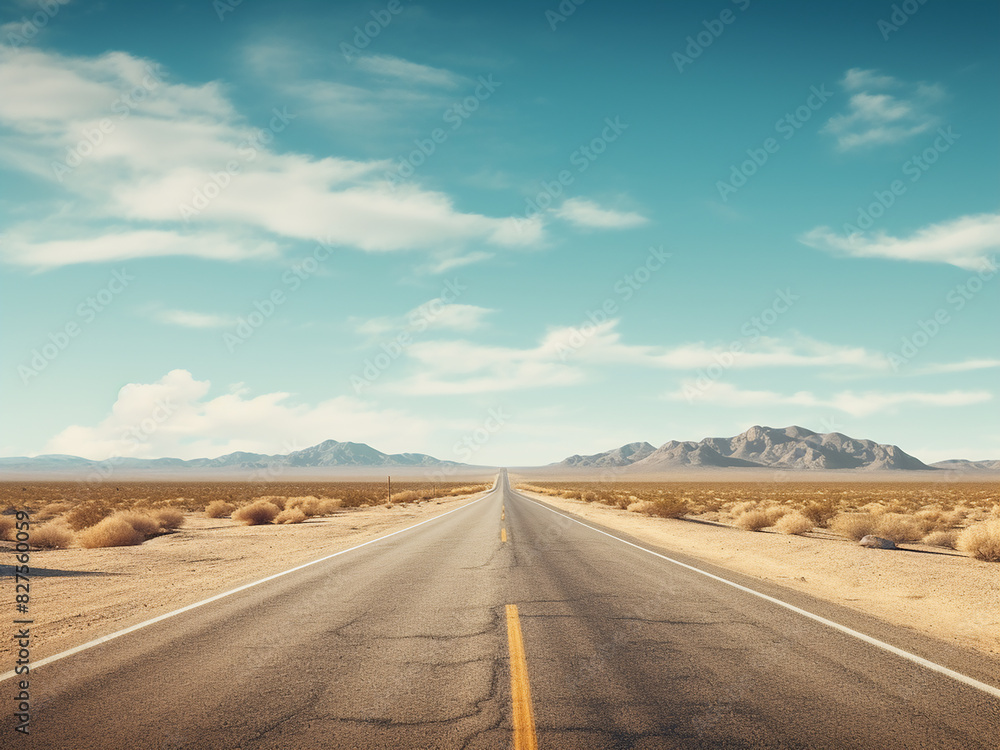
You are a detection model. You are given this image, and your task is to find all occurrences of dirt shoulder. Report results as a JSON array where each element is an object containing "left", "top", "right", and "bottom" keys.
[
  {"left": 2, "top": 492, "right": 488, "bottom": 665},
  {"left": 518, "top": 489, "right": 1000, "bottom": 656}
]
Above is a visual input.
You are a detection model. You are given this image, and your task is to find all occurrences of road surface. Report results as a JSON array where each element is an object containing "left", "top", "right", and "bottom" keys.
[{"left": 3, "top": 471, "right": 998, "bottom": 748}]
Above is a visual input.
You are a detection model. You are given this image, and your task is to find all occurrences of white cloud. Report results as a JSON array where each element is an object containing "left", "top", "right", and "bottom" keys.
[
  {"left": 420, "top": 251, "right": 496, "bottom": 274},
  {"left": 823, "top": 68, "right": 942, "bottom": 150},
  {"left": 383, "top": 320, "right": 888, "bottom": 395},
  {"left": 1, "top": 229, "right": 280, "bottom": 268},
  {"left": 0, "top": 47, "right": 542, "bottom": 269},
  {"left": 154, "top": 309, "right": 238, "bottom": 329},
  {"left": 43, "top": 369, "right": 430, "bottom": 460},
  {"left": 357, "top": 300, "right": 495, "bottom": 337},
  {"left": 554, "top": 198, "right": 648, "bottom": 229},
  {"left": 354, "top": 55, "right": 462, "bottom": 88},
  {"left": 842, "top": 68, "right": 897, "bottom": 91},
  {"left": 916, "top": 359, "right": 1000, "bottom": 375},
  {"left": 800, "top": 213, "right": 1000, "bottom": 270},
  {"left": 667, "top": 380, "right": 992, "bottom": 417},
  {"left": 243, "top": 41, "right": 451, "bottom": 123}
]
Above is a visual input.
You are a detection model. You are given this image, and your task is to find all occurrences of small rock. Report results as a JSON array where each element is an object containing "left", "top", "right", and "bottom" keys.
[{"left": 859, "top": 535, "right": 897, "bottom": 550}]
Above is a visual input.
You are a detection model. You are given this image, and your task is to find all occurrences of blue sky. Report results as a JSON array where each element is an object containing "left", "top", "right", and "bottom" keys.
[{"left": 1, "top": 0, "right": 998, "bottom": 466}]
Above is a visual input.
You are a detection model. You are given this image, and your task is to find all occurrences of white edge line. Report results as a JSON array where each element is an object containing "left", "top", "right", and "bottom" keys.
[
  {"left": 2, "top": 488, "right": 497, "bottom": 683},
  {"left": 517, "top": 490, "right": 1000, "bottom": 701}
]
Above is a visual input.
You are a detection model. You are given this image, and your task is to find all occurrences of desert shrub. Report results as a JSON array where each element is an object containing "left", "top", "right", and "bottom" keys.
[
  {"left": 232, "top": 501, "right": 280, "bottom": 525},
  {"left": 389, "top": 490, "right": 419, "bottom": 503},
  {"left": 37, "top": 502, "right": 72, "bottom": 521},
  {"left": 65, "top": 501, "right": 113, "bottom": 531},
  {"left": 31, "top": 521, "right": 74, "bottom": 549},
  {"left": 275, "top": 508, "right": 306, "bottom": 524},
  {"left": 764, "top": 506, "right": 789, "bottom": 525},
  {"left": 775, "top": 512, "right": 813, "bottom": 535},
  {"left": 116, "top": 511, "right": 160, "bottom": 538},
  {"left": 78, "top": 516, "right": 145, "bottom": 548},
  {"left": 874, "top": 513, "right": 924, "bottom": 543},
  {"left": 581, "top": 490, "right": 598, "bottom": 502},
  {"left": 830, "top": 513, "right": 880, "bottom": 541},
  {"left": 646, "top": 497, "right": 688, "bottom": 518},
  {"left": 153, "top": 508, "right": 185, "bottom": 530},
  {"left": 922, "top": 530, "right": 958, "bottom": 549},
  {"left": 735, "top": 509, "right": 772, "bottom": 531},
  {"left": 254, "top": 495, "right": 287, "bottom": 510},
  {"left": 729, "top": 501, "right": 755, "bottom": 518},
  {"left": 205, "top": 500, "right": 236, "bottom": 518},
  {"left": 915, "top": 508, "right": 951, "bottom": 533},
  {"left": 626, "top": 500, "right": 654, "bottom": 514},
  {"left": 315, "top": 498, "right": 343, "bottom": 515},
  {"left": 0, "top": 516, "right": 14, "bottom": 540},
  {"left": 801, "top": 500, "right": 838, "bottom": 528},
  {"left": 289, "top": 497, "right": 342, "bottom": 516},
  {"left": 957, "top": 521, "right": 1000, "bottom": 562}
]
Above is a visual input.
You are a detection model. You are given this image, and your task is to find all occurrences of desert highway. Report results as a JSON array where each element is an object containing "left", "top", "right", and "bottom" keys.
[{"left": 3, "top": 471, "right": 998, "bottom": 749}]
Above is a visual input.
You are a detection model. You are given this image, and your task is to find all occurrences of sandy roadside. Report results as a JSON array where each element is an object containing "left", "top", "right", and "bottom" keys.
[
  {"left": 517, "top": 489, "right": 1000, "bottom": 656},
  {"left": 1, "top": 491, "right": 489, "bottom": 665}
]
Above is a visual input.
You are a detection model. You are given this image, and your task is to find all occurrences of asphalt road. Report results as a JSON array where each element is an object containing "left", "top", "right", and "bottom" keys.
[{"left": 3, "top": 471, "right": 998, "bottom": 748}]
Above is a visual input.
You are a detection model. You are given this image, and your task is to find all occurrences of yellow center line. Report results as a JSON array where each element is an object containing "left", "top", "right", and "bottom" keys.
[
  {"left": 501, "top": 528, "right": 507, "bottom": 542},
  {"left": 505, "top": 604, "right": 538, "bottom": 750}
]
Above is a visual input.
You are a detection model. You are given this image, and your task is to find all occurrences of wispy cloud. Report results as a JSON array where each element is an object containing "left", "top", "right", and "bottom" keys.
[
  {"left": 1, "top": 229, "right": 280, "bottom": 268},
  {"left": 823, "top": 68, "right": 943, "bottom": 150},
  {"left": 800, "top": 212, "right": 1000, "bottom": 270},
  {"left": 553, "top": 198, "right": 648, "bottom": 229},
  {"left": 666, "top": 381, "right": 992, "bottom": 417},
  {"left": 354, "top": 55, "right": 463, "bottom": 88},
  {"left": 916, "top": 359, "right": 1000, "bottom": 375},
  {"left": 154, "top": 308, "right": 238, "bottom": 329},
  {"left": 0, "top": 47, "right": 541, "bottom": 269},
  {"left": 243, "top": 42, "right": 456, "bottom": 125},
  {"left": 356, "top": 300, "right": 495, "bottom": 338},
  {"left": 383, "top": 320, "right": 888, "bottom": 395}
]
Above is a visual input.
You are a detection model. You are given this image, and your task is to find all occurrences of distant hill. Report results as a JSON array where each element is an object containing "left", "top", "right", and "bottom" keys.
[
  {"left": 553, "top": 425, "right": 936, "bottom": 471},
  {"left": 930, "top": 459, "right": 1000, "bottom": 473},
  {"left": 0, "top": 439, "right": 459, "bottom": 475},
  {"left": 559, "top": 442, "right": 656, "bottom": 468}
]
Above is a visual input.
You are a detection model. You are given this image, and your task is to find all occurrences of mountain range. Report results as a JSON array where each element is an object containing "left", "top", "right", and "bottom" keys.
[
  {"left": 554, "top": 425, "right": 995, "bottom": 472},
  {"left": 1, "top": 427, "right": 997, "bottom": 476},
  {"left": 0, "top": 439, "right": 458, "bottom": 475}
]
